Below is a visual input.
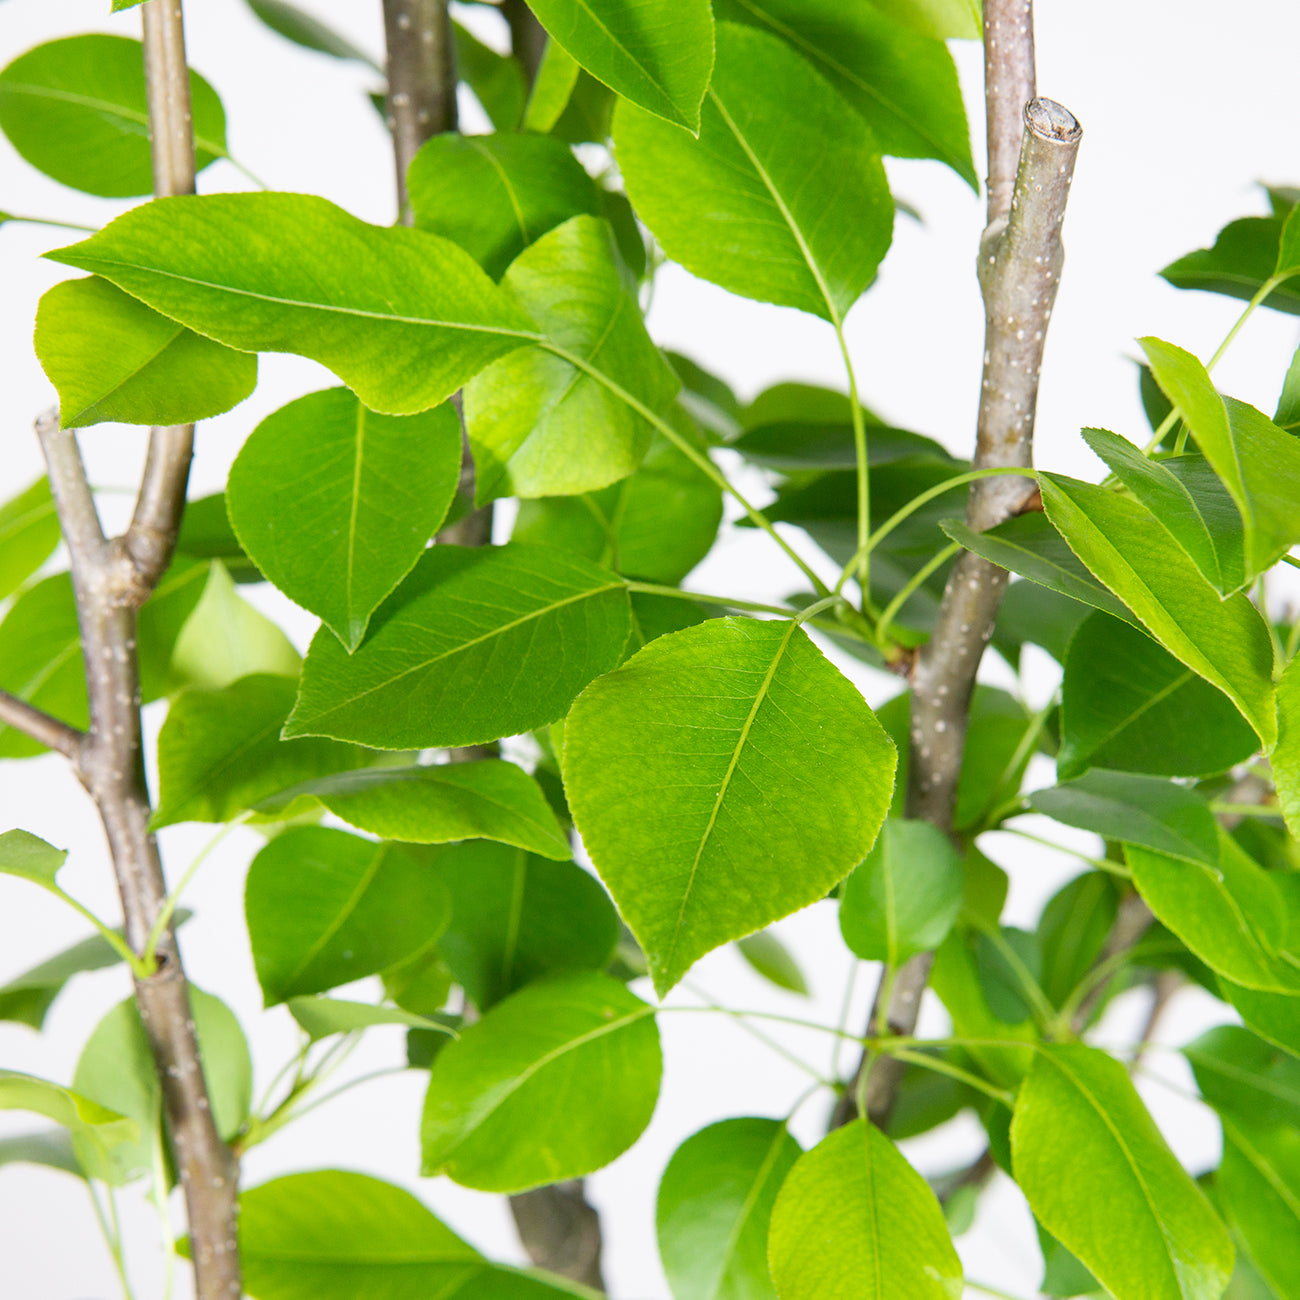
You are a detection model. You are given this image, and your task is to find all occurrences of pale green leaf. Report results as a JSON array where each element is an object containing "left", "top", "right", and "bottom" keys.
[
  {"left": 0, "top": 929, "right": 131, "bottom": 1029},
  {"left": 768, "top": 1118, "right": 963, "bottom": 1298},
  {"left": 36, "top": 276, "right": 257, "bottom": 429},
  {"left": 868, "top": 0, "right": 981, "bottom": 40},
  {"left": 244, "top": 0, "right": 381, "bottom": 68},
  {"left": 285, "top": 543, "right": 630, "bottom": 750},
  {"left": 1220, "top": 978, "right": 1300, "bottom": 1060},
  {"left": 656, "top": 1117, "right": 802, "bottom": 1300},
  {"left": 1012, "top": 1044, "right": 1234, "bottom": 1300},
  {"left": 0, "top": 478, "right": 58, "bottom": 602},
  {"left": 1184, "top": 1025, "right": 1300, "bottom": 1129},
  {"left": 285, "top": 996, "right": 454, "bottom": 1043},
  {"left": 564, "top": 617, "right": 895, "bottom": 995},
  {"left": 526, "top": 0, "right": 714, "bottom": 131},
  {"left": 0, "top": 34, "right": 226, "bottom": 196},
  {"left": 1040, "top": 472, "right": 1277, "bottom": 748},
  {"left": 420, "top": 971, "right": 660, "bottom": 1191},
  {"left": 245, "top": 827, "right": 451, "bottom": 1005},
  {"left": 736, "top": 930, "right": 809, "bottom": 996},
  {"left": 48, "top": 193, "right": 536, "bottom": 416},
  {"left": 0, "top": 1130, "right": 81, "bottom": 1177},
  {"left": 1219, "top": 1119, "right": 1300, "bottom": 1300},
  {"left": 614, "top": 22, "right": 892, "bottom": 323},
  {"left": 227, "top": 388, "right": 462, "bottom": 649},
  {"left": 0, "top": 829, "right": 67, "bottom": 887},
  {"left": 524, "top": 39, "right": 581, "bottom": 132},
  {"left": 1272, "top": 653, "right": 1300, "bottom": 842},
  {"left": 839, "top": 818, "right": 963, "bottom": 966},
  {"left": 0, "top": 1071, "right": 135, "bottom": 1183},
  {"left": 464, "top": 215, "right": 678, "bottom": 503}
]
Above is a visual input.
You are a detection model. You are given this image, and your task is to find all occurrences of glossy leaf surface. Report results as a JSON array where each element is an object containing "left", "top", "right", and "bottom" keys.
[
  {"left": 614, "top": 22, "right": 892, "bottom": 323},
  {"left": 768, "top": 1118, "right": 962, "bottom": 1298},
  {"left": 564, "top": 617, "right": 895, "bottom": 995},
  {"left": 228, "top": 388, "right": 462, "bottom": 649},
  {"left": 420, "top": 972, "right": 660, "bottom": 1191},
  {"left": 1218, "top": 1120, "right": 1300, "bottom": 1299},
  {"left": 286, "top": 544, "right": 630, "bottom": 749},
  {"left": 1161, "top": 215, "right": 1300, "bottom": 315}
]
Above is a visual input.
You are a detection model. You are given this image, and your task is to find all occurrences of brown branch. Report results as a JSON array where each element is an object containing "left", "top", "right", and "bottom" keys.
[
  {"left": 835, "top": 2, "right": 1080, "bottom": 1132},
  {"left": 502, "top": 0, "right": 548, "bottom": 83},
  {"left": 509, "top": 1181, "right": 605, "bottom": 1290},
  {"left": 0, "top": 689, "right": 84, "bottom": 761}
]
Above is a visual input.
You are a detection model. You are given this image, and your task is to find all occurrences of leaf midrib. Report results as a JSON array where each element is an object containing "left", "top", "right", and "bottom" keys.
[{"left": 701, "top": 1125, "right": 790, "bottom": 1300}]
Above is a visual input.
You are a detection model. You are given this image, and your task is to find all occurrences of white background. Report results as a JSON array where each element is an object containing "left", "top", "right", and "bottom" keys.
[{"left": 2, "top": 2, "right": 1300, "bottom": 1297}]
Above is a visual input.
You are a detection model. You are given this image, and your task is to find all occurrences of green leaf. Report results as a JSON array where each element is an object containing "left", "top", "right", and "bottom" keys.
[
  {"left": 1161, "top": 216, "right": 1300, "bottom": 315},
  {"left": 0, "top": 1130, "right": 81, "bottom": 1178},
  {"left": 238, "top": 1169, "right": 595, "bottom": 1299},
  {"left": 285, "top": 543, "right": 630, "bottom": 750},
  {"left": 511, "top": 430, "right": 723, "bottom": 583},
  {"left": 0, "top": 931, "right": 124, "bottom": 1028},
  {"left": 35, "top": 276, "right": 257, "bottom": 430},
  {"left": 420, "top": 971, "right": 660, "bottom": 1191},
  {"left": 839, "top": 818, "right": 963, "bottom": 966},
  {"left": 0, "top": 574, "right": 87, "bottom": 758},
  {"left": 1013, "top": 1043, "right": 1234, "bottom": 1300},
  {"left": 767, "top": 1117, "right": 963, "bottom": 1299},
  {"left": 227, "top": 388, "right": 462, "bottom": 649},
  {"left": 549, "top": 69, "right": 616, "bottom": 144},
  {"left": 1184, "top": 1025, "right": 1300, "bottom": 1128},
  {"left": 266, "top": 762, "right": 572, "bottom": 861},
  {"left": 526, "top": 0, "right": 714, "bottom": 132},
  {"left": 0, "top": 1071, "right": 135, "bottom": 1183},
  {"left": 151, "top": 674, "right": 359, "bottom": 829},
  {"left": 174, "top": 493, "right": 260, "bottom": 582},
  {"left": 1037, "top": 873, "right": 1117, "bottom": 1011},
  {"left": 464, "top": 215, "right": 678, "bottom": 504},
  {"left": 1220, "top": 978, "right": 1300, "bottom": 1060},
  {"left": 0, "top": 829, "right": 67, "bottom": 887},
  {"left": 614, "top": 22, "right": 893, "bottom": 323},
  {"left": 1219, "top": 1120, "right": 1300, "bottom": 1299},
  {"left": 564, "top": 617, "right": 896, "bottom": 995},
  {"left": 285, "top": 996, "right": 454, "bottom": 1043},
  {"left": 1272, "top": 653, "right": 1300, "bottom": 842},
  {"left": 868, "top": 0, "right": 982, "bottom": 40},
  {"left": 1127, "top": 833, "right": 1300, "bottom": 993},
  {"left": 244, "top": 0, "right": 381, "bottom": 68},
  {"left": 656, "top": 1117, "right": 802, "bottom": 1300},
  {"left": 1029, "top": 770, "right": 1220, "bottom": 864},
  {"left": 736, "top": 930, "right": 809, "bottom": 996},
  {"left": 1275, "top": 340, "right": 1300, "bottom": 432},
  {"left": 245, "top": 827, "right": 451, "bottom": 1005},
  {"left": 452, "top": 20, "right": 527, "bottom": 131},
  {"left": 975, "top": 925, "right": 1043, "bottom": 1024},
  {"left": 408, "top": 134, "right": 602, "bottom": 281},
  {"left": 1059, "top": 612, "right": 1260, "bottom": 779},
  {"left": 430, "top": 841, "right": 619, "bottom": 1009},
  {"left": 0, "top": 477, "right": 58, "bottom": 602},
  {"left": 732, "top": 421, "right": 948, "bottom": 472},
  {"left": 941, "top": 514, "right": 1144, "bottom": 631},
  {"left": 1141, "top": 338, "right": 1300, "bottom": 585},
  {"left": 1040, "top": 472, "right": 1277, "bottom": 749},
  {"left": 524, "top": 38, "right": 581, "bottom": 133},
  {"left": 0, "top": 34, "right": 227, "bottom": 196},
  {"left": 715, "top": 0, "right": 976, "bottom": 186},
  {"left": 48, "top": 193, "right": 536, "bottom": 416}
]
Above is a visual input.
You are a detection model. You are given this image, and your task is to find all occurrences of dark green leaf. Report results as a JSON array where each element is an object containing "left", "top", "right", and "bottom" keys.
[
  {"left": 974, "top": 926, "right": 1043, "bottom": 1024},
  {"left": 245, "top": 827, "right": 451, "bottom": 1005},
  {"left": 526, "top": 0, "right": 714, "bottom": 131},
  {"left": 0, "top": 34, "right": 227, "bottom": 196},
  {"left": 451, "top": 20, "right": 527, "bottom": 131},
  {"left": 0, "top": 1130, "right": 80, "bottom": 1177},
  {"left": 991, "top": 579, "right": 1090, "bottom": 668},
  {"left": 1219, "top": 1120, "right": 1300, "bottom": 1299},
  {"left": 286, "top": 996, "right": 454, "bottom": 1043},
  {"left": 614, "top": 22, "right": 892, "bottom": 323},
  {"left": 741, "top": 380, "right": 852, "bottom": 428},
  {"left": 464, "top": 215, "right": 678, "bottom": 503},
  {"left": 1184, "top": 1025, "right": 1300, "bottom": 1128},
  {"left": 0, "top": 931, "right": 123, "bottom": 1028},
  {"left": 0, "top": 478, "right": 58, "bottom": 602},
  {"left": 227, "top": 388, "right": 462, "bottom": 649},
  {"left": 715, "top": 0, "right": 976, "bottom": 186},
  {"left": 767, "top": 1118, "right": 963, "bottom": 1298},
  {"left": 548, "top": 69, "right": 615, "bottom": 143},
  {"left": 49, "top": 193, "right": 536, "bottom": 416},
  {"left": 736, "top": 930, "right": 808, "bottom": 995},
  {"left": 421, "top": 971, "right": 660, "bottom": 1191},
  {"left": 1275, "top": 340, "right": 1300, "bottom": 431},
  {"left": 408, "top": 134, "right": 601, "bottom": 280},
  {"left": 564, "top": 617, "right": 895, "bottom": 995},
  {"left": 1220, "top": 978, "right": 1300, "bottom": 1060},
  {"left": 0, "top": 829, "right": 67, "bottom": 887},
  {"left": 174, "top": 494, "right": 260, "bottom": 581},
  {"left": 1037, "top": 873, "right": 1117, "bottom": 1011},
  {"left": 244, "top": 0, "right": 381, "bottom": 68},
  {"left": 1059, "top": 612, "right": 1259, "bottom": 779},
  {"left": 656, "top": 1117, "right": 802, "bottom": 1300},
  {"left": 286, "top": 543, "right": 630, "bottom": 750},
  {"left": 1012, "top": 1043, "right": 1234, "bottom": 1300},
  {"left": 731, "top": 422, "right": 948, "bottom": 472},
  {"left": 839, "top": 818, "right": 963, "bottom": 966},
  {"left": 1161, "top": 216, "right": 1300, "bottom": 315}
]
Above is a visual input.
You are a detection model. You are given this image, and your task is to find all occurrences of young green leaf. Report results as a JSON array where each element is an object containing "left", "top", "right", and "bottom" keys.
[
  {"left": 1161, "top": 215, "right": 1300, "bottom": 315},
  {"left": 1218, "top": 1119, "right": 1300, "bottom": 1299},
  {"left": 715, "top": 0, "right": 976, "bottom": 186},
  {"left": 0, "top": 1071, "right": 136, "bottom": 1183},
  {"left": 0, "top": 829, "right": 67, "bottom": 888},
  {"left": 523, "top": 38, "right": 581, "bottom": 133},
  {"left": 285, "top": 996, "right": 454, "bottom": 1044},
  {"left": 227, "top": 388, "right": 462, "bottom": 649},
  {"left": 48, "top": 193, "right": 537, "bottom": 416},
  {"left": 35, "top": 277, "right": 257, "bottom": 430},
  {"left": 736, "top": 930, "right": 809, "bottom": 996},
  {"left": 838, "top": 818, "right": 964, "bottom": 967},
  {"left": 464, "top": 215, "right": 679, "bottom": 503},
  {"left": 0, "top": 34, "right": 227, "bottom": 196},
  {"left": 564, "top": 617, "right": 896, "bottom": 995},
  {"left": 1183, "top": 1025, "right": 1300, "bottom": 1128},
  {"left": 656, "top": 1117, "right": 802, "bottom": 1300},
  {"left": 267, "top": 762, "right": 572, "bottom": 861},
  {"left": 869, "top": 0, "right": 982, "bottom": 40},
  {"left": 285, "top": 543, "right": 631, "bottom": 750},
  {"left": 407, "top": 133, "right": 602, "bottom": 280},
  {"left": 0, "top": 478, "right": 58, "bottom": 602},
  {"left": 245, "top": 827, "right": 451, "bottom": 1005},
  {"left": 1040, "top": 473, "right": 1277, "bottom": 748},
  {"left": 1012, "top": 1043, "right": 1234, "bottom": 1300},
  {"left": 767, "top": 1118, "right": 963, "bottom": 1298},
  {"left": 614, "top": 22, "right": 892, "bottom": 323},
  {"left": 1058, "top": 612, "right": 1259, "bottom": 779},
  {"left": 526, "top": 0, "right": 714, "bottom": 132},
  {"left": 420, "top": 971, "right": 660, "bottom": 1191},
  {"left": 430, "top": 841, "right": 619, "bottom": 1009}
]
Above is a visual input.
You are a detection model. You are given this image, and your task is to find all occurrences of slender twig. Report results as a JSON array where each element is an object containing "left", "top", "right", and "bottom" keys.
[{"left": 0, "top": 689, "right": 83, "bottom": 760}]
